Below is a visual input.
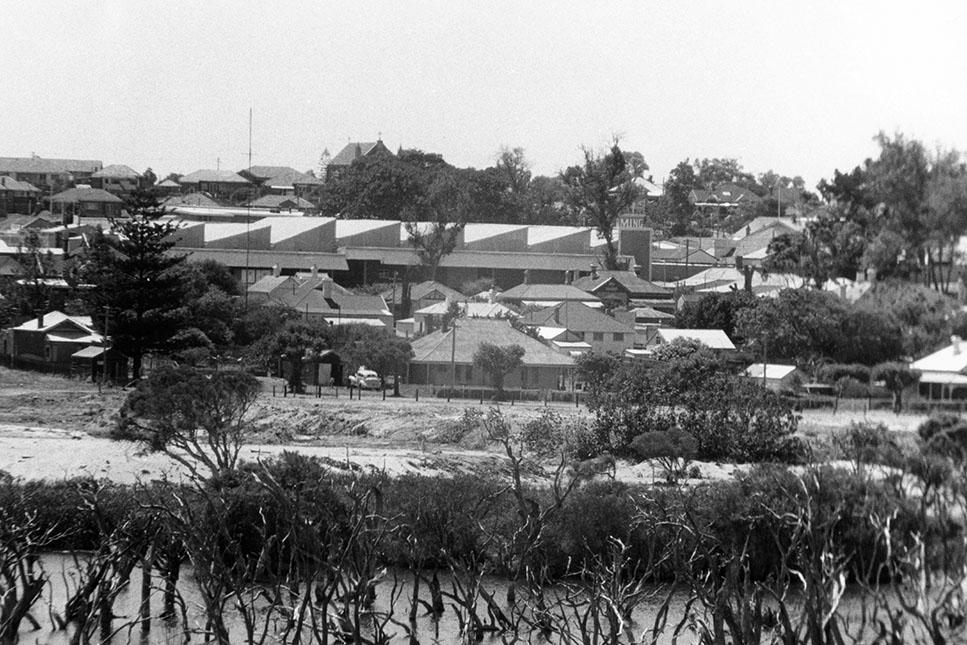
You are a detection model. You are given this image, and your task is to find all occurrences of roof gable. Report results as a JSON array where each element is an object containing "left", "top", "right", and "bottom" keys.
[{"left": 410, "top": 318, "right": 573, "bottom": 366}]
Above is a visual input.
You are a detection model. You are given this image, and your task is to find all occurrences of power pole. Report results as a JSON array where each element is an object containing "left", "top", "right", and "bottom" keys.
[{"left": 450, "top": 321, "right": 457, "bottom": 394}]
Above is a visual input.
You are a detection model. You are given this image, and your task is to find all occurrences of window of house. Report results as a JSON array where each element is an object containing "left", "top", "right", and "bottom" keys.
[
  {"left": 593, "top": 332, "right": 604, "bottom": 341},
  {"left": 613, "top": 333, "right": 624, "bottom": 342}
]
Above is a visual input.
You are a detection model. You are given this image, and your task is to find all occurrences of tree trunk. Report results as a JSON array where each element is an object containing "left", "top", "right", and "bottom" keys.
[{"left": 132, "top": 352, "right": 142, "bottom": 381}]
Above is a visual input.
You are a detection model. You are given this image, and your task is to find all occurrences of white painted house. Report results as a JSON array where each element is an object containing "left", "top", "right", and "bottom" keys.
[{"left": 910, "top": 335, "right": 967, "bottom": 401}]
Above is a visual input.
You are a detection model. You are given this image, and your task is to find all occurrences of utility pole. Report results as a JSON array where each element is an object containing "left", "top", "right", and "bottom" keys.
[
  {"left": 103, "top": 305, "right": 111, "bottom": 383},
  {"left": 244, "top": 107, "right": 253, "bottom": 306},
  {"left": 450, "top": 321, "right": 457, "bottom": 393}
]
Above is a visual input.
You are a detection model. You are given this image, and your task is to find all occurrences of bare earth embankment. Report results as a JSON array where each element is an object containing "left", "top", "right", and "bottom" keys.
[{"left": 0, "top": 368, "right": 930, "bottom": 484}]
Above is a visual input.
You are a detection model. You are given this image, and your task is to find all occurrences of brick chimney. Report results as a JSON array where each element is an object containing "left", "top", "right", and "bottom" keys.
[
  {"left": 36, "top": 311, "right": 44, "bottom": 328},
  {"left": 272, "top": 264, "right": 281, "bottom": 277},
  {"left": 953, "top": 335, "right": 962, "bottom": 355},
  {"left": 523, "top": 269, "right": 531, "bottom": 284},
  {"left": 321, "top": 274, "right": 334, "bottom": 299},
  {"left": 310, "top": 264, "right": 318, "bottom": 279},
  {"left": 589, "top": 263, "right": 598, "bottom": 279}
]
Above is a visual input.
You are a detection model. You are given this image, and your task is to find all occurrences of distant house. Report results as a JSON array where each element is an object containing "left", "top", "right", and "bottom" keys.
[
  {"left": 521, "top": 301, "right": 635, "bottom": 355},
  {"left": 247, "top": 194, "right": 315, "bottom": 212},
  {"left": 49, "top": 187, "right": 124, "bottom": 220},
  {"left": 408, "top": 318, "right": 574, "bottom": 390},
  {"left": 163, "top": 192, "right": 220, "bottom": 208},
  {"left": 248, "top": 272, "right": 392, "bottom": 327},
  {"left": 412, "top": 301, "right": 515, "bottom": 335},
  {"left": 571, "top": 268, "right": 672, "bottom": 310},
  {"left": 90, "top": 164, "right": 141, "bottom": 194},
  {"left": 910, "top": 336, "right": 967, "bottom": 401},
  {"left": 241, "top": 166, "right": 323, "bottom": 199},
  {"left": 646, "top": 328, "right": 736, "bottom": 352},
  {"left": 0, "top": 156, "right": 102, "bottom": 192},
  {"left": 1, "top": 311, "right": 104, "bottom": 372},
  {"left": 382, "top": 280, "right": 466, "bottom": 318},
  {"left": 496, "top": 282, "right": 602, "bottom": 309},
  {"left": 178, "top": 170, "right": 253, "bottom": 204},
  {"left": 745, "top": 363, "right": 803, "bottom": 392},
  {"left": 154, "top": 178, "right": 181, "bottom": 195},
  {"left": 0, "top": 176, "right": 42, "bottom": 216},
  {"left": 325, "top": 140, "right": 394, "bottom": 181},
  {"left": 690, "top": 183, "right": 762, "bottom": 211}
]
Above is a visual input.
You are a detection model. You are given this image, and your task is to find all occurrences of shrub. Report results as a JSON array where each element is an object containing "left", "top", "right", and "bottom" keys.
[
  {"left": 629, "top": 429, "right": 698, "bottom": 484},
  {"left": 816, "top": 363, "right": 872, "bottom": 385}
]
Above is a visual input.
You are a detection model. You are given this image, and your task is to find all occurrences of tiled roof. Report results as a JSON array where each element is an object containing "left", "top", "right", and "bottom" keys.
[
  {"left": 156, "top": 178, "right": 180, "bottom": 188},
  {"left": 248, "top": 194, "right": 315, "bottom": 209},
  {"left": 415, "top": 301, "right": 515, "bottom": 318},
  {"left": 329, "top": 142, "right": 382, "bottom": 166},
  {"left": 497, "top": 283, "right": 600, "bottom": 303},
  {"left": 571, "top": 270, "right": 670, "bottom": 297},
  {"left": 410, "top": 318, "right": 573, "bottom": 366},
  {"left": 163, "top": 192, "right": 220, "bottom": 208},
  {"left": 0, "top": 176, "right": 41, "bottom": 193},
  {"left": 50, "top": 187, "right": 123, "bottom": 204},
  {"left": 179, "top": 169, "right": 251, "bottom": 184},
  {"left": 92, "top": 164, "right": 140, "bottom": 179},
  {"left": 382, "top": 280, "right": 465, "bottom": 306},
  {"left": 0, "top": 157, "right": 102, "bottom": 175},
  {"left": 522, "top": 301, "right": 634, "bottom": 333}
]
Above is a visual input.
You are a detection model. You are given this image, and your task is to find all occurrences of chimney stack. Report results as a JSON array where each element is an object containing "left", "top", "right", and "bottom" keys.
[
  {"left": 523, "top": 269, "right": 531, "bottom": 284},
  {"left": 953, "top": 335, "right": 962, "bottom": 355},
  {"left": 632, "top": 263, "right": 642, "bottom": 277},
  {"left": 744, "top": 265, "right": 753, "bottom": 293},
  {"left": 589, "top": 263, "right": 598, "bottom": 279},
  {"left": 487, "top": 286, "right": 497, "bottom": 304},
  {"left": 37, "top": 311, "right": 44, "bottom": 328},
  {"left": 272, "top": 264, "right": 281, "bottom": 277},
  {"left": 735, "top": 255, "right": 744, "bottom": 270},
  {"left": 310, "top": 264, "right": 318, "bottom": 279},
  {"left": 321, "top": 275, "right": 334, "bottom": 299},
  {"left": 563, "top": 270, "right": 571, "bottom": 285}
]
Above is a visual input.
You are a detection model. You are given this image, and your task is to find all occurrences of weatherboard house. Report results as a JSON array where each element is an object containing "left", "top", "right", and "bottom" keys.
[
  {"left": 911, "top": 336, "right": 967, "bottom": 401},
  {"left": 408, "top": 318, "right": 574, "bottom": 391}
]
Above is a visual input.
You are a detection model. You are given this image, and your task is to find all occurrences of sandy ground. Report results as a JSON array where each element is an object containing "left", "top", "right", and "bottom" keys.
[{"left": 0, "top": 368, "right": 931, "bottom": 485}]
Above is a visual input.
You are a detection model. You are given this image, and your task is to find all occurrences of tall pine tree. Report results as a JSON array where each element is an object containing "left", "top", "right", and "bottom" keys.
[{"left": 78, "top": 190, "right": 186, "bottom": 378}]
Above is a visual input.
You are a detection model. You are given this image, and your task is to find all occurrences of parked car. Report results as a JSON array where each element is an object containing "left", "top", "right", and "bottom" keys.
[{"left": 349, "top": 367, "right": 381, "bottom": 390}]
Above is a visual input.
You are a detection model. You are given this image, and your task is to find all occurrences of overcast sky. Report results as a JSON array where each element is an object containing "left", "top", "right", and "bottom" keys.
[{"left": 3, "top": 1, "right": 965, "bottom": 189}]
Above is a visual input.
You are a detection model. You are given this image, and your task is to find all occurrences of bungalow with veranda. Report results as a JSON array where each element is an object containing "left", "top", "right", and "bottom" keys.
[
  {"left": 408, "top": 318, "right": 574, "bottom": 391},
  {"left": 911, "top": 335, "right": 967, "bottom": 401},
  {"left": 1, "top": 310, "right": 104, "bottom": 371}
]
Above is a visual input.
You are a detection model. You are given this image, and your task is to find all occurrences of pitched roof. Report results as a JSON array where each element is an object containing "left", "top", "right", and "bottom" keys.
[
  {"left": 0, "top": 157, "right": 102, "bottom": 175},
  {"left": 179, "top": 169, "right": 251, "bottom": 184},
  {"left": 156, "top": 178, "right": 180, "bottom": 188},
  {"left": 50, "top": 187, "right": 123, "bottom": 204},
  {"left": 654, "top": 328, "right": 736, "bottom": 350},
  {"left": 631, "top": 306, "right": 675, "bottom": 320},
  {"left": 163, "top": 192, "right": 220, "bottom": 208},
  {"left": 522, "top": 301, "right": 633, "bottom": 333},
  {"left": 9, "top": 310, "right": 96, "bottom": 333},
  {"left": 571, "top": 270, "right": 670, "bottom": 297},
  {"left": 497, "top": 283, "right": 601, "bottom": 303},
  {"left": 410, "top": 318, "right": 573, "bottom": 366},
  {"left": 0, "top": 176, "right": 41, "bottom": 193},
  {"left": 248, "top": 194, "right": 315, "bottom": 209},
  {"left": 745, "top": 363, "right": 799, "bottom": 380},
  {"left": 382, "top": 280, "right": 465, "bottom": 306},
  {"left": 911, "top": 341, "right": 967, "bottom": 373},
  {"left": 415, "top": 301, "right": 515, "bottom": 318},
  {"left": 92, "top": 164, "right": 140, "bottom": 179},
  {"left": 329, "top": 141, "right": 385, "bottom": 166}
]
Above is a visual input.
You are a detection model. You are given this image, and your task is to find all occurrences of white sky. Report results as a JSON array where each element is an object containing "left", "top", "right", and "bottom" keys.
[{"left": 3, "top": 1, "right": 965, "bottom": 189}]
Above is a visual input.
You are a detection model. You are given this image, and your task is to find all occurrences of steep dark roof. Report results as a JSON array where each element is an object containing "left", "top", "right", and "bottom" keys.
[
  {"left": 0, "top": 176, "right": 41, "bottom": 193},
  {"left": 410, "top": 318, "right": 573, "bottom": 366},
  {"left": 571, "top": 270, "right": 670, "bottom": 297},
  {"left": 522, "top": 301, "right": 634, "bottom": 333},
  {"left": 245, "top": 166, "right": 323, "bottom": 187},
  {"left": 382, "top": 280, "right": 464, "bottom": 306},
  {"left": 329, "top": 141, "right": 390, "bottom": 166}
]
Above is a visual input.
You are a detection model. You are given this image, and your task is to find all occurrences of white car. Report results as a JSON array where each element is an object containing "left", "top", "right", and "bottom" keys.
[{"left": 349, "top": 368, "right": 381, "bottom": 390}]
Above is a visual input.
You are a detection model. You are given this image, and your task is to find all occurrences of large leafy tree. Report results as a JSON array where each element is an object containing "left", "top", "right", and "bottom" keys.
[
  {"left": 675, "top": 290, "right": 757, "bottom": 343},
  {"left": 403, "top": 171, "right": 470, "bottom": 280},
  {"left": 114, "top": 365, "right": 260, "bottom": 478},
  {"left": 260, "top": 320, "right": 330, "bottom": 393},
  {"left": 77, "top": 190, "right": 187, "bottom": 378},
  {"left": 561, "top": 141, "right": 642, "bottom": 270},
  {"left": 473, "top": 342, "right": 525, "bottom": 399}
]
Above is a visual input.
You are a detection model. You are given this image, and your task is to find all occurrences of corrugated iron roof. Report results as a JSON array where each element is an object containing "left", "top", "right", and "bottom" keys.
[{"left": 410, "top": 318, "right": 574, "bottom": 366}]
